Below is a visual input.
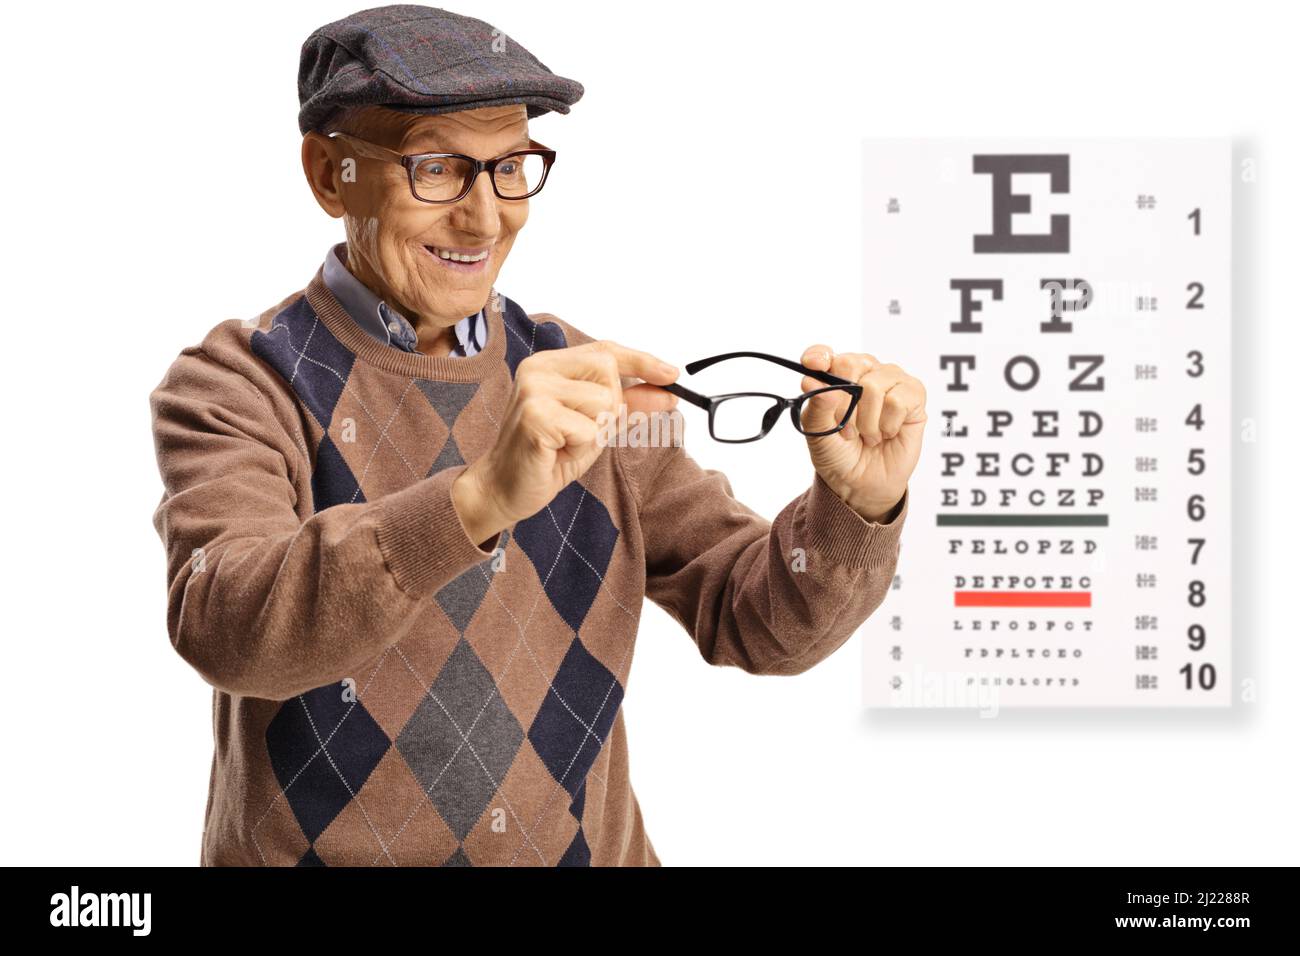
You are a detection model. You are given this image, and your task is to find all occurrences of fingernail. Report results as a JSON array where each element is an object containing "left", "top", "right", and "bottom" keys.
[{"left": 659, "top": 362, "right": 678, "bottom": 376}]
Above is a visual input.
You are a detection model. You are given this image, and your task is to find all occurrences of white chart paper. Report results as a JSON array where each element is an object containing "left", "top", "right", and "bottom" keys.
[{"left": 861, "top": 138, "right": 1232, "bottom": 709}]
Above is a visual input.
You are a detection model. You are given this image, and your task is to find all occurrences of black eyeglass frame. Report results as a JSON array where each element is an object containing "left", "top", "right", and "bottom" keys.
[
  {"left": 325, "top": 131, "right": 557, "bottom": 203},
  {"left": 658, "top": 351, "right": 864, "bottom": 443}
]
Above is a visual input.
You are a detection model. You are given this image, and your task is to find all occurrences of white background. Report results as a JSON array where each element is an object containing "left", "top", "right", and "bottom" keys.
[{"left": 1, "top": 0, "right": 1294, "bottom": 865}]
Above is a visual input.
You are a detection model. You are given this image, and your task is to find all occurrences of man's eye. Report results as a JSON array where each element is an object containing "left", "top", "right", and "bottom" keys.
[{"left": 418, "top": 162, "right": 448, "bottom": 177}]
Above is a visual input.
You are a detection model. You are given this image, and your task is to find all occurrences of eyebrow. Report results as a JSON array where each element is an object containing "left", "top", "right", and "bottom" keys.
[{"left": 404, "top": 135, "right": 531, "bottom": 155}]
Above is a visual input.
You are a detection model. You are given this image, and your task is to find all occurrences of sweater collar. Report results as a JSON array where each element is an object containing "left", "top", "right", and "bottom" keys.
[{"left": 306, "top": 264, "right": 508, "bottom": 383}]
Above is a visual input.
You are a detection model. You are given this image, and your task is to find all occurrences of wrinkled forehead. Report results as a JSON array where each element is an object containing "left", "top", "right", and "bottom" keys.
[{"left": 361, "top": 104, "right": 531, "bottom": 152}]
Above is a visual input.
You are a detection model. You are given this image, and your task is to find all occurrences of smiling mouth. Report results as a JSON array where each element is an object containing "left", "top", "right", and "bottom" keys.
[{"left": 425, "top": 244, "right": 491, "bottom": 263}]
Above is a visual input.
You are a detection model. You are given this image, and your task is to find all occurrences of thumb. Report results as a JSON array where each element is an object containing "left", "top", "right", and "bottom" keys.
[{"left": 799, "top": 387, "right": 854, "bottom": 450}]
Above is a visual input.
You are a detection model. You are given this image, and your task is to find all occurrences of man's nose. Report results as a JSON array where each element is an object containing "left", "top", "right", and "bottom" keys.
[{"left": 452, "top": 169, "right": 505, "bottom": 230}]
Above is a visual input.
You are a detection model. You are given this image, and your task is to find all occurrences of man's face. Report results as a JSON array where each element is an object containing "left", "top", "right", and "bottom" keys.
[{"left": 321, "top": 104, "right": 531, "bottom": 331}]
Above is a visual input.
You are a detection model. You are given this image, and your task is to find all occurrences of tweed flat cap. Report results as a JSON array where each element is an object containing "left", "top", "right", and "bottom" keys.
[{"left": 298, "top": 4, "right": 585, "bottom": 135}]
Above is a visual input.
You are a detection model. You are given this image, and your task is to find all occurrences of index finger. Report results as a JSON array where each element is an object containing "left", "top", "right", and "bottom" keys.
[{"left": 575, "top": 339, "right": 680, "bottom": 385}]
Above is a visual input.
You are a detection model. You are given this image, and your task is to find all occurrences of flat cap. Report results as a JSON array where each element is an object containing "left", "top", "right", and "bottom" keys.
[{"left": 297, "top": 4, "right": 585, "bottom": 135}]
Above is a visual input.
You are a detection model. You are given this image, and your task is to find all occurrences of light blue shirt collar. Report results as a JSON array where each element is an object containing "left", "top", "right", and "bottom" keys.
[{"left": 322, "top": 241, "right": 485, "bottom": 356}]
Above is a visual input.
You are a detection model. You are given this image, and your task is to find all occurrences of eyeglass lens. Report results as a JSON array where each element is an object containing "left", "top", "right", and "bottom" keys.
[
  {"left": 711, "top": 395, "right": 782, "bottom": 441},
  {"left": 710, "top": 388, "right": 855, "bottom": 441},
  {"left": 411, "top": 153, "right": 547, "bottom": 200}
]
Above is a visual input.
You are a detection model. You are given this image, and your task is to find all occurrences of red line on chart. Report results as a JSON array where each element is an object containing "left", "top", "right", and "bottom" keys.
[{"left": 954, "top": 591, "right": 1092, "bottom": 608}]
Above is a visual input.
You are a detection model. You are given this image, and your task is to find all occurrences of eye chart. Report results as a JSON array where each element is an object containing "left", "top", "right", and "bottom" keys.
[{"left": 861, "top": 138, "right": 1232, "bottom": 709}]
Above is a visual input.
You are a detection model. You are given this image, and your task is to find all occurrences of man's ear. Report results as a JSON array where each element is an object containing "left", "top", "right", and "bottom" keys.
[{"left": 301, "top": 132, "right": 347, "bottom": 218}]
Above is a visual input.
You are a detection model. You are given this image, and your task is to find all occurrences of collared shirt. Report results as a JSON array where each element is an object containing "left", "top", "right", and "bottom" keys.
[{"left": 321, "top": 241, "right": 486, "bottom": 356}]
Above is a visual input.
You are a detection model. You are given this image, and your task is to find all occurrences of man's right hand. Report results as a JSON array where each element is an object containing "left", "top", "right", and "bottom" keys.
[{"left": 451, "top": 340, "right": 681, "bottom": 548}]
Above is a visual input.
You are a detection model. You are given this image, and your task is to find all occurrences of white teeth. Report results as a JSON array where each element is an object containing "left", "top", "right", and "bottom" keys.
[{"left": 432, "top": 246, "right": 489, "bottom": 262}]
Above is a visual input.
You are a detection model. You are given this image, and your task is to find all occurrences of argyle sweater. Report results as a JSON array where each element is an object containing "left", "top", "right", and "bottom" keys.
[{"left": 147, "top": 266, "right": 909, "bottom": 866}]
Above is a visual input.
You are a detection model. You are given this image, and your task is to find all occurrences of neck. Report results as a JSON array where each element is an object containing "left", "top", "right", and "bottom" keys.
[
  {"left": 345, "top": 246, "right": 463, "bottom": 357},
  {"left": 417, "top": 323, "right": 461, "bottom": 358}
]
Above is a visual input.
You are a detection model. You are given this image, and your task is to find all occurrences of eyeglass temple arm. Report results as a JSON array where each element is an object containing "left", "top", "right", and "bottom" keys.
[
  {"left": 325, "top": 131, "right": 404, "bottom": 163},
  {"left": 683, "top": 350, "right": 858, "bottom": 387},
  {"left": 657, "top": 381, "right": 711, "bottom": 409}
]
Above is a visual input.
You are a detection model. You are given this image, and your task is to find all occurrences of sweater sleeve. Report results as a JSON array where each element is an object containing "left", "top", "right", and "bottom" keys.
[
  {"left": 148, "top": 345, "right": 501, "bottom": 701},
  {"left": 623, "top": 429, "right": 908, "bottom": 676}
]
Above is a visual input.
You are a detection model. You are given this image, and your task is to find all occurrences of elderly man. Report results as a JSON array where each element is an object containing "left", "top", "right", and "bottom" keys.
[{"left": 149, "top": 4, "right": 924, "bottom": 867}]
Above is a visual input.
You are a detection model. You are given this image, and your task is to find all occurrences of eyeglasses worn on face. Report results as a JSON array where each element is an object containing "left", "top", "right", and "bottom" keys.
[
  {"left": 326, "top": 131, "right": 557, "bottom": 203},
  {"left": 658, "top": 351, "right": 864, "bottom": 443}
]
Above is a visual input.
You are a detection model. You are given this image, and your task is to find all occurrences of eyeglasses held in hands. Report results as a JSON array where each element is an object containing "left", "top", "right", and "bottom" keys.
[{"left": 658, "top": 351, "right": 863, "bottom": 443}]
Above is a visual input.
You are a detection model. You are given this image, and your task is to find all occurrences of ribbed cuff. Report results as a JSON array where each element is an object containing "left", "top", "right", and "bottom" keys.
[
  {"left": 374, "top": 464, "right": 502, "bottom": 599},
  {"left": 801, "top": 473, "right": 908, "bottom": 569}
]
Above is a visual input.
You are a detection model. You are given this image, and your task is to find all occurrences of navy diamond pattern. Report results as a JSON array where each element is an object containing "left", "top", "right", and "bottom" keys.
[
  {"left": 311, "top": 432, "right": 365, "bottom": 511},
  {"left": 297, "top": 847, "right": 326, "bottom": 867},
  {"left": 570, "top": 777, "right": 588, "bottom": 821},
  {"left": 501, "top": 295, "right": 567, "bottom": 378},
  {"left": 265, "top": 684, "right": 392, "bottom": 844},
  {"left": 528, "top": 637, "right": 624, "bottom": 801},
  {"left": 251, "top": 296, "right": 355, "bottom": 429},
  {"left": 514, "top": 480, "right": 619, "bottom": 633},
  {"left": 558, "top": 827, "right": 591, "bottom": 866}
]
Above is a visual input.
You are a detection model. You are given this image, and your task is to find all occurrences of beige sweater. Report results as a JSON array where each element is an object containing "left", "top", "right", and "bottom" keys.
[{"left": 147, "top": 266, "right": 909, "bottom": 866}]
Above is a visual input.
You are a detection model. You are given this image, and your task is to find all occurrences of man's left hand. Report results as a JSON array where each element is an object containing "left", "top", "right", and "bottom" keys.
[{"left": 798, "top": 345, "right": 927, "bottom": 523}]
